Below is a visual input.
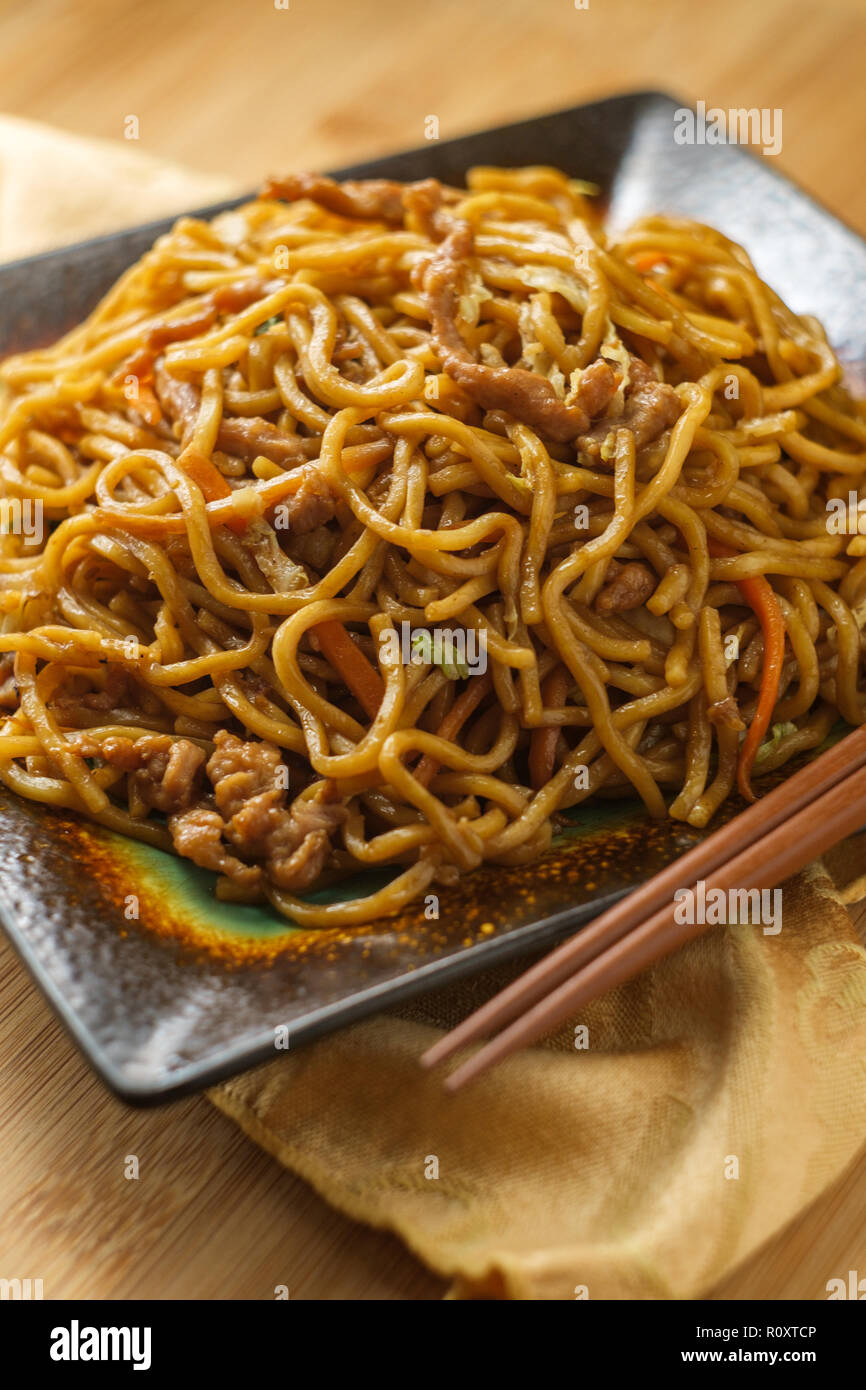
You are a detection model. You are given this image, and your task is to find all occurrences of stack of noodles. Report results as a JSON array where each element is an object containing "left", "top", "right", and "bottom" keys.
[{"left": 1, "top": 166, "right": 865, "bottom": 927}]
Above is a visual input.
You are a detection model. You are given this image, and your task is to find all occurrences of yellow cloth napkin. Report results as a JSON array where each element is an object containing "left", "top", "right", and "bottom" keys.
[
  {"left": 210, "top": 848, "right": 866, "bottom": 1300},
  {"left": 4, "top": 117, "right": 866, "bottom": 1301},
  {"left": 0, "top": 114, "right": 235, "bottom": 262}
]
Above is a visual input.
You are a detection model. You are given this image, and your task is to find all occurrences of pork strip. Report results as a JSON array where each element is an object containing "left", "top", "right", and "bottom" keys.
[
  {"left": 417, "top": 223, "right": 619, "bottom": 442},
  {"left": 169, "top": 805, "right": 263, "bottom": 888},
  {"left": 261, "top": 173, "right": 407, "bottom": 224},
  {"left": 579, "top": 355, "right": 680, "bottom": 459},
  {"left": 153, "top": 363, "right": 307, "bottom": 464},
  {"left": 595, "top": 561, "right": 657, "bottom": 614}
]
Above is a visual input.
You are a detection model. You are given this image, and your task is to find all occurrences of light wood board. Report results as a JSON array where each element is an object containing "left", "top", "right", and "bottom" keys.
[{"left": 1, "top": 0, "right": 865, "bottom": 1300}]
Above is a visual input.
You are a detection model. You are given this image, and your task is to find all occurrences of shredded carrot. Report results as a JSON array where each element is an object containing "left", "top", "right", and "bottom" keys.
[
  {"left": 314, "top": 619, "right": 385, "bottom": 720},
  {"left": 414, "top": 673, "right": 493, "bottom": 789},
  {"left": 135, "top": 384, "right": 163, "bottom": 428},
  {"left": 195, "top": 441, "right": 388, "bottom": 534},
  {"left": 179, "top": 448, "right": 232, "bottom": 502},
  {"left": 630, "top": 251, "right": 671, "bottom": 274},
  {"left": 529, "top": 664, "right": 570, "bottom": 789},
  {"left": 708, "top": 538, "right": 786, "bottom": 801},
  {"left": 111, "top": 348, "right": 154, "bottom": 388},
  {"left": 110, "top": 349, "right": 162, "bottom": 423},
  {"left": 146, "top": 303, "right": 218, "bottom": 351},
  {"left": 178, "top": 447, "right": 248, "bottom": 535}
]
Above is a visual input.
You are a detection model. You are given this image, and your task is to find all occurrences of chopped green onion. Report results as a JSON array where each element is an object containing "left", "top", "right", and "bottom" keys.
[
  {"left": 755, "top": 720, "right": 797, "bottom": 763},
  {"left": 254, "top": 315, "right": 282, "bottom": 336},
  {"left": 410, "top": 631, "right": 432, "bottom": 665},
  {"left": 567, "top": 178, "right": 601, "bottom": 198},
  {"left": 410, "top": 630, "right": 470, "bottom": 680}
]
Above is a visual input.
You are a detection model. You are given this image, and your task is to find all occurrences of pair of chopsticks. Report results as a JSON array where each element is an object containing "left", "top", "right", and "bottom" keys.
[{"left": 422, "top": 724, "right": 866, "bottom": 1091}]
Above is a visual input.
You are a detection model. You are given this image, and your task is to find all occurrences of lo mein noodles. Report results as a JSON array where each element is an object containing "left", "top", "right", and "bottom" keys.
[{"left": 1, "top": 166, "right": 865, "bottom": 926}]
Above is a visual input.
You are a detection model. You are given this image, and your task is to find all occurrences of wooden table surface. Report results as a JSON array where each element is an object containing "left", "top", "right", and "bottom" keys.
[{"left": 2, "top": 0, "right": 866, "bottom": 1300}]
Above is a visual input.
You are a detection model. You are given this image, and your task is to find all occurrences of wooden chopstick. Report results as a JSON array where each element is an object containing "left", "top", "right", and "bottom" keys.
[
  {"left": 439, "top": 755, "right": 866, "bottom": 1092},
  {"left": 422, "top": 724, "right": 866, "bottom": 1086},
  {"left": 423, "top": 725, "right": 866, "bottom": 1071}
]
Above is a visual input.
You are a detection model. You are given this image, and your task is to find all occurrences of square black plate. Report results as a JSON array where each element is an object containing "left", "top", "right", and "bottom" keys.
[{"left": 2, "top": 91, "right": 864, "bottom": 1103}]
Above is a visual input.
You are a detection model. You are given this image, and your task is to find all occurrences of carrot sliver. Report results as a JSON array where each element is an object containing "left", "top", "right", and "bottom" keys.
[
  {"left": 529, "top": 664, "right": 570, "bottom": 790},
  {"left": 315, "top": 619, "right": 385, "bottom": 720},
  {"left": 630, "top": 252, "right": 670, "bottom": 274},
  {"left": 199, "top": 443, "right": 387, "bottom": 532},
  {"left": 414, "top": 673, "right": 493, "bottom": 790},
  {"left": 708, "top": 539, "right": 786, "bottom": 801},
  {"left": 135, "top": 384, "right": 163, "bottom": 428},
  {"left": 732, "top": 573, "right": 786, "bottom": 801},
  {"left": 179, "top": 447, "right": 247, "bottom": 534}
]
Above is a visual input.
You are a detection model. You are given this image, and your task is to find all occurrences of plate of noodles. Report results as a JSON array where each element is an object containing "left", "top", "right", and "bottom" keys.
[{"left": 1, "top": 91, "right": 865, "bottom": 1100}]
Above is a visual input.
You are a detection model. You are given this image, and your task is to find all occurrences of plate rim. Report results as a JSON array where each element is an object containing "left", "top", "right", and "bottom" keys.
[{"left": 2, "top": 88, "right": 865, "bottom": 1103}]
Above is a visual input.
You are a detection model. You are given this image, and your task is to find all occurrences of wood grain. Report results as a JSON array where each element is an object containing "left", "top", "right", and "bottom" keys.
[
  {"left": 1, "top": 0, "right": 865, "bottom": 236},
  {"left": 1, "top": 0, "right": 865, "bottom": 1301}
]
